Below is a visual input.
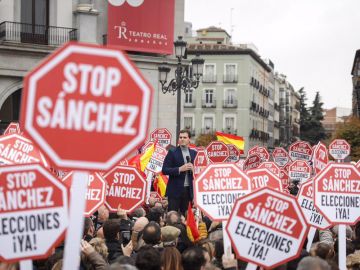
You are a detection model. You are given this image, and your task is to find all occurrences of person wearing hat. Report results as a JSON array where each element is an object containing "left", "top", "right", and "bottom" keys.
[{"left": 161, "top": 226, "right": 181, "bottom": 247}]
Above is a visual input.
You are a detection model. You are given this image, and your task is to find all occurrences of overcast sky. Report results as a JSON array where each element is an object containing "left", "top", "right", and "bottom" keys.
[{"left": 185, "top": 0, "right": 360, "bottom": 109}]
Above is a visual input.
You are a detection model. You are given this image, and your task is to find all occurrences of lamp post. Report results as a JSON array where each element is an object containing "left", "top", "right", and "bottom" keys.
[{"left": 158, "top": 36, "right": 204, "bottom": 143}]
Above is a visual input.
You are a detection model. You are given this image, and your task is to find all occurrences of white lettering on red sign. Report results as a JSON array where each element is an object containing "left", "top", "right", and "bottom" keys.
[
  {"left": 289, "top": 141, "right": 312, "bottom": 162},
  {"left": 226, "top": 189, "right": 307, "bottom": 269},
  {"left": 314, "top": 163, "right": 360, "bottom": 224},
  {"left": 36, "top": 63, "right": 138, "bottom": 135},
  {"left": 329, "top": 139, "right": 350, "bottom": 160},
  {"left": 297, "top": 180, "right": 331, "bottom": 229},
  {"left": 194, "top": 163, "right": 251, "bottom": 221},
  {"left": 0, "top": 164, "right": 68, "bottom": 261}
]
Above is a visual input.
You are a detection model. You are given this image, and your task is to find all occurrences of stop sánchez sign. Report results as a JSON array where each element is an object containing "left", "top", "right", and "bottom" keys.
[
  {"left": 193, "top": 163, "right": 251, "bottom": 221},
  {"left": 314, "top": 163, "right": 360, "bottom": 225},
  {"left": 226, "top": 188, "right": 308, "bottom": 269},
  {"left": 20, "top": 42, "right": 153, "bottom": 170},
  {"left": 104, "top": 165, "right": 147, "bottom": 213},
  {"left": 0, "top": 164, "right": 68, "bottom": 262}
]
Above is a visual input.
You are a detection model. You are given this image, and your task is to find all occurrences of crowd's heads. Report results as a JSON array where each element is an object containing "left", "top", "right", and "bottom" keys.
[
  {"left": 146, "top": 207, "right": 164, "bottom": 224},
  {"left": 131, "top": 207, "right": 146, "bottom": 220},
  {"left": 133, "top": 217, "right": 149, "bottom": 233},
  {"left": 161, "top": 247, "right": 183, "bottom": 270},
  {"left": 161, "top": 226, "right": 180, "bottom": 247},
  {"left": 98, "top": 205, "right": 109, "bottom": 222},
  {"left": 297, "top": 256, "right": 331, "bottom": 270},
  {"left": 103, "top": 219, "right": 121, "bottom": 241},
  {"left": 182, "top": 247, "right": 207, "bottom": 270},
  {"left": 83, "top": 217, "right": 95, "bottom": 238},
  {"left": 89, "top": 237, "right": 108, "bottom": 261},
  {"left": 143, "top": 221, "right": 161, "bottom": 246},
  {"left": 313, "top": 242, "right": 334, "bottom": 260},
  {"left": 347, "top": 250, "right": 360, "bottom": 269},
  {"left": 135, "top": 245, "right": 162, "bottom": 270},
  {"left": 166, "top": 211, "right": 181, "bottom": 226}
]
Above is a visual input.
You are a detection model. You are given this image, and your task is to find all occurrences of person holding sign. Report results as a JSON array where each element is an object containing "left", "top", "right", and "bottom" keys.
[{"left": 162, "top": 130, "right": 197, "bottom": 215}]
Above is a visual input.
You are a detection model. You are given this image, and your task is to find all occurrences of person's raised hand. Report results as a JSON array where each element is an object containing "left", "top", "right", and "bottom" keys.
[
  {"left": 121, "top": 241, "right": 133, "bottom": 257},
  {"left": 117, "top": 203, "right": 128, "bottom": 219},
  {"left": 81, "top": 239, "right": 95, "bottom": 256},
  {"left": 222, "top": 247, "right": 237, "bottom": 269}
]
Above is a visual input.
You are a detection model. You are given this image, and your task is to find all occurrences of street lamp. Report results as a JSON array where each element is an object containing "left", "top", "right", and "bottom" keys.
[{"left": 158, "top": 36, "right": 204, "bottom": 142}]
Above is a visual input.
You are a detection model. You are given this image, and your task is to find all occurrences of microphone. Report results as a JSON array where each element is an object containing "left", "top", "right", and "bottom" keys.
[{"left": 186, "top": 156, "right": 191, "bottom": 176}]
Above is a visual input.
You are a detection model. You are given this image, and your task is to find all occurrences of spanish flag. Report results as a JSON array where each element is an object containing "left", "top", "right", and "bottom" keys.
[
  {"left": 186, "top": 203, "right": 200, "bottom": 242},
  {"left": 140, "top": 142, "right": 156, "bottom": 172},
  {"left": 216, "top": 131, "right": 245, "bottom": 152},
  {"left": 153, "top": 173, "right": 168, "bottom": 197},
  {"left": 129, "top": 142, "right": 156, "bottom": 172}
]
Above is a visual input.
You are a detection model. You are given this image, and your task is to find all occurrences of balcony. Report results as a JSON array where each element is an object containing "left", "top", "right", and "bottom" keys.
[
  {"left": 184, "top": 99, "right": 196, "bottom": 108},
  {"left": 223, "top": 99, "right": 238, "bottom": 108},
  {"left": 202, "top": 74, "right": 217, "bottom": 83},
  {"left": 202, "top": 99, "right": 216, "bottom": 108},
  {"left": 223, "top": 74, "right": 238, "bottom": 83},
  {"left": 201, "top": 128, "right": 216, "bottom": 134},
  {"left": 0, "top": 21, "right": 77, "bottom": 46},
  {"left": 222, "top": 128, "right": 237, "bottom": 135},
  {"left": 274, "top": 121, "right": 280, "bottom": 128}
]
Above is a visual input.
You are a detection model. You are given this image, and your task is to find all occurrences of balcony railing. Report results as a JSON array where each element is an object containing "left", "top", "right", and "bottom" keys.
[
  {"left": 202, "top": 74, "right": 217, "bottom": 83},
  {"left": 223, "top": 74, "right": 238, "bottom": 83},
  {"left": 223, "top": 99, "right": 238, "bottom": 108},
  {"left": 222, "top": 128, "right": 237, "bottom": 135},
  {"left": 201, "top": 128, "right": 216, "bottom": 134},
  {"left": 184, "top": 99, "right": 196, "bottom": 108},
  {"left": 202, "top": 99, "right": 216, "bottom": 108},
  {"left": 0, "top": 21, "right": 77, "bottom": 46}
]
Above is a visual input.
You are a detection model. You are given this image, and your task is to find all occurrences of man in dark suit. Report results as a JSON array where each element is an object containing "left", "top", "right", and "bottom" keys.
[{"left": 162, "top": 130, "right": 197, "bottom": 215}]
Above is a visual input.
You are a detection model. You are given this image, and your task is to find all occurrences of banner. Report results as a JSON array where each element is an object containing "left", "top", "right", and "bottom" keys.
[{"left": 108, "top": 0, "right": 175, "bottom": 54}]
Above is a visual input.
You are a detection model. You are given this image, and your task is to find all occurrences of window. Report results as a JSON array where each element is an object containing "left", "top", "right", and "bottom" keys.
[
  {"left": 184, "top": 117, "right": 193, "bottom": 130},
  {"left": 224, "top": 64, "right": 237, "bottom": 82},
  {"left": 225, "top": 117, "right": 235, "bottom": 131},
  {"left": 185, "top": 90, "right": 193, "bottom": 104},
  {"left": 204, "top": 117, "right": 214, "bottom": 130},
  {"left": 205, "top": 89, "right": 214, "bottom": 104},
  {"left": 203, "top": 64, "right": 216, "bottom": 82},
  {"left": 21, "top": 0, "right": 49, "bottom": 44},
  {"left": 225, "top": 89, "right": 235, "bottom": 104}
]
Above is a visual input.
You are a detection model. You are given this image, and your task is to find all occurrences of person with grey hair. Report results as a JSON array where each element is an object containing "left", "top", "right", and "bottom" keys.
[{"left": 297, "top": 256, "right": 331, "bottom": 270}]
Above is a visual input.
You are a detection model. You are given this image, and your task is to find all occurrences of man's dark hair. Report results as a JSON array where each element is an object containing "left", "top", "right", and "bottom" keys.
[
  {"left": 146, "top": 207, "right": 163, "bottom": 224},
  {"left": 182, "top": 246, "right": 207, "bottom": 270},
  {"left": 142, "top": 221, "right": 161, "bottom": 246},
  {"left": 103, "top": 219, "right": 121, "bottom": 241},
  {"left": 179, "top": 129, "right": 191, "bottom": 139},
  {"left": 135, "top": 245, "right": 161, "bottom": 270},
  {"left": 83, "top": 217, "right": 93, "bottom": 236}
]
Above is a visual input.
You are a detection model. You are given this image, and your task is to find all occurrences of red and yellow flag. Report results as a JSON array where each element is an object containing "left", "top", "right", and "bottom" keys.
[
  {"left": 216, "top": 131, "right": 245, "bottom": 152},
  {"left": 186, "top": 203, "right": 200, "bottom": 242},
  {"left": 128, "top": 141, "right": 156, "bottom": 172},
  {"left": 153, "top": 173, "right": 168, "bottom": 197}
]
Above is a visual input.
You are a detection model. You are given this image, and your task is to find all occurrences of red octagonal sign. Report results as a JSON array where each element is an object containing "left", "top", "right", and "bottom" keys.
[
  {"left": 314, "top": 163, "right": 360, "bottom": 224},
  {"left": 0, "top": 164, "right": 69, "bottom": 262},
  {"left": 20, "top": 43, "right": 153, "bottom": 170},
  {"left": 194, "top": 163, "right": 251, "bottom": 221},
  {"left": 206, "top": 141, "right": 229, "bottom": 163},
  {"left": 104, "top": 165, "right": 147, "bottom": 213},
  {"left": 62, "top": 172, "right": 106, "bottom": 216},
  {"left": 226, "top": 188, "right": 308, "bottom": 269}
]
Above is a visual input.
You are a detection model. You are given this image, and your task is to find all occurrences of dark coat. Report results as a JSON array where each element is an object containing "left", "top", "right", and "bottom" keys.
[{"left": 162, "top": 146, "right": 197, "bottom": 199}]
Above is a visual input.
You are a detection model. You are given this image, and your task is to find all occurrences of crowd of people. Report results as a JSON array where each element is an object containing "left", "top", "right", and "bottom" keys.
[{"left": 1, "top": 197, "right": 360, "bottom": 270}]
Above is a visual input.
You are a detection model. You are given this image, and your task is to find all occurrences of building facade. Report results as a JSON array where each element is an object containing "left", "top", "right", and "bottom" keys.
[
  {"left": 275, "top": 73, "right": 300, "bottom": 146},
  {"left": 184, "top": 27, "right": 273, "bottom": 154},
  {"left": 0, "top": 0, "right": 187, "bottom": 145},
  {"left": 322, "top": 107, "right": 351, "bottom": 137},
  {"left": 351, "top": 49, "right": 360, "bottom": 117}
]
